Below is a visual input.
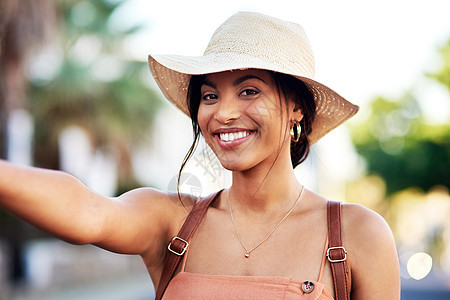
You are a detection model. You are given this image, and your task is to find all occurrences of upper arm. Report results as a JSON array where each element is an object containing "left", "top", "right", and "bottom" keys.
[
  {"left": 91, "top": 188, "right": 192, "bottom": 261},
  {"left": 342, "top": 204, "right": 400, "bottom": 300}
]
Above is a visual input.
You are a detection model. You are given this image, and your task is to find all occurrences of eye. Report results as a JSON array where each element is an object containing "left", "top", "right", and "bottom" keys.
[
  {"left": 240, "top": 89, "right": 259, "bottom": 97},
  {"left": 202, "top": 93, "right": 218, "bottom": 101}
]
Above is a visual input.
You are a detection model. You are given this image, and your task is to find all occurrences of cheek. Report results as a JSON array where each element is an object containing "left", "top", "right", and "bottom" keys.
[
  {"left": 197, "top": 105, "right": 211, "bottom": 134},
  {"left": 248, "top": 94, "right": 281, "bottom": 123},
  {"left": 250, "top": 98, "right": 291, "bottom": 142},
  {"left": 246, "top": 99, "right": 284, "bottom": 132}
]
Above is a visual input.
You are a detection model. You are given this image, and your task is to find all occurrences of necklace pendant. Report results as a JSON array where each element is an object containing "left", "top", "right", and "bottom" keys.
[{"left": 244, "top": 253, "right": 250, "bottom": 258}]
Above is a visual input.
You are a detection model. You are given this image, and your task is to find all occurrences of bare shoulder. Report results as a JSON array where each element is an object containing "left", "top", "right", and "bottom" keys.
[
  {"left": 341, "top": 203, "right": 394, "bottom": 245},
  {"left": 115, "top": 187, "right": 197, "bottom": 240},
  {"left": 117, "top": 187, "right": 196, "bottom": 214},
  {"left": 96, "top": 188, "right": 196, "bottom": 257},
  {"left": 341, "top": 203, "right": 396, "bottom": 262},
  {"left": 341, "top": 203, "right": 400, "bottom": 299}
]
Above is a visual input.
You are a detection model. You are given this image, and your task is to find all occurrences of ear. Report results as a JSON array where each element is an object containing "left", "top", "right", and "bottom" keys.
[
  {"left": 290, "top": 102, "right": 303, "bottom": 123},
  {"left": 287, "top": 96, "right": 303, "bottom": 124},
  {"left": 292, "top": 108, "right": 303, "bottom": 123}
]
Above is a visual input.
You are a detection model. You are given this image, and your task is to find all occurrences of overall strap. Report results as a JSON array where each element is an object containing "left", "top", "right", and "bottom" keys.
[
  {"left": 155, "top": 191, "right": 220, "bottom": 300},
  {"left": 327, "top": 201, "right": 350, "bottom": 300}
]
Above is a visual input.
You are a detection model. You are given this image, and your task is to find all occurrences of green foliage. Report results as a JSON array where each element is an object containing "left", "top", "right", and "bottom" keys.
[
  {"left": 351, "top": 60, "right": 450, "bottom": 195},
  {"left": 28, "top": 0, "right": 162, "bottom": 188},
  {"left": 428, "top": 39, "right": 450, "bottom": 92},
  {"left": 354, "top": 132, "right": 449, "bottom": 195}
]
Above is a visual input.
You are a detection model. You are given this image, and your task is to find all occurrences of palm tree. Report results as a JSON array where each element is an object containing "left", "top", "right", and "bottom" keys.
[
  {"left": 0, "top": 0, "right": 162, "bottom": 287},
  {"left": 29, "top": 0, "right": 162, "bottom": 192},
  {"left": 0, "top": 0, "right": 56, "bottom": 158},
  {"left": 0, "top": 0, "right": 58, "bottom": 287}
]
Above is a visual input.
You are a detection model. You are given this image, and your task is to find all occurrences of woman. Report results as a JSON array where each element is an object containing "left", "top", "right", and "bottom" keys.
[{"left": 0, "top": 11, "right": 399, "bottom": 299}]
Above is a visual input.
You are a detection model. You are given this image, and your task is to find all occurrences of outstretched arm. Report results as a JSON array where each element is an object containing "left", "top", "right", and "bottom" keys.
[
  {"left": 0, "top": 160, "right": 106, "bottom": 244},
  {"left": 0, "top": 159, "right": 187, "bottom": 258}
]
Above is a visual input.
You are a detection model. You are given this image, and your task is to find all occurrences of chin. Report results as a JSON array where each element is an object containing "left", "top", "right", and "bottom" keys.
[
  {"left": 206, "top": 139, "right": 260, "bottom": 172},
  {"left": 220, "top": 162, "right": 246, "bottom": 172},
  {"left": 217, "top": 155, "right": 257, "bottom": 172}
]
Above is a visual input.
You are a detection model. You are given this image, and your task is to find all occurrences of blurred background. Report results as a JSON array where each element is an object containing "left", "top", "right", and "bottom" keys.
[{"left": 0, "top": 0, "right": 449, "bottom": 299}]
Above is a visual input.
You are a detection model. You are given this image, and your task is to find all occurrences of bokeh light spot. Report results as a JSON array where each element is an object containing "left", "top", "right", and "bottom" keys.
[{"left": 407, "top": 252, "right": 433, "bottom": 280}]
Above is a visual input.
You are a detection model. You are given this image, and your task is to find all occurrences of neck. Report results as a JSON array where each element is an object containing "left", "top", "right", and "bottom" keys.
[{"left": 229, "top": 151, "right": 302, "bottom": 214}]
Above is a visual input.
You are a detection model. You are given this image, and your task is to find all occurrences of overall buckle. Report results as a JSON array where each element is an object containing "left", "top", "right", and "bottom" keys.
[
  {"left": 327, "top": 246, "right": 347, "bottom": 263},
  {"left": 167, "top": 236, "right": 189, "bottom": 256}
]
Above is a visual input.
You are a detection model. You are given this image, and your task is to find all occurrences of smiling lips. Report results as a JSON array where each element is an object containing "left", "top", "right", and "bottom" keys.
[
  {"left": 214, "top": 129, "right": 254, "bottom": 148},
  {"left": 219, "top": 131, "right": 251, "bottom": 142}
]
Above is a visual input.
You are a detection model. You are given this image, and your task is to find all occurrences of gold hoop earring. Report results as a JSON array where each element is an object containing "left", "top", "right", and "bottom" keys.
[{"left": 290, "top": 121, "right": 301, "bottom": 143}]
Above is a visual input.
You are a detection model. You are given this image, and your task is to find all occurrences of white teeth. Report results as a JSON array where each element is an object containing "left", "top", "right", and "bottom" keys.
[{"left": 219, "top": 131, "right": 250, "bottom": 142}]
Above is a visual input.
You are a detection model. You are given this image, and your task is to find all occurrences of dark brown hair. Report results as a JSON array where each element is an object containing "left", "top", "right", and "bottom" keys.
[
  {"left": 271, "top": 72, "right": 316, "bottom": 167},
  {"left": 177, "top": 71, "right": 316, "bottom": 191}
]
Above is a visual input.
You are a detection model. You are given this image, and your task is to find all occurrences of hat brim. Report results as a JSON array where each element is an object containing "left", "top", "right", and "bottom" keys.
[{"left": 148, "top": 54, "right": 359, "bottom": 145}]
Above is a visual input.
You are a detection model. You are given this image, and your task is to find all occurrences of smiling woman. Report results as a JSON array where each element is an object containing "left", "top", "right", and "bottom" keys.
[
  {"left": 0, "top": 11, "right": 400, "bottom": 300},
  {"left": 148, "top": 11, "right": 399, "bottom": 300}
]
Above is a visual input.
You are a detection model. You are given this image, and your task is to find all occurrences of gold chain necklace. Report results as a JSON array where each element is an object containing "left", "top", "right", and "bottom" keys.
[{"left": 227, "top": 186, "right": 304, "bottom": 258}]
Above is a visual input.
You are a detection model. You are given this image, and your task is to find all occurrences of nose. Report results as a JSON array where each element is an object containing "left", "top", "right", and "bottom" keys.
[{"left": 214, "top": 94, "right": 240, "bottom": 124}]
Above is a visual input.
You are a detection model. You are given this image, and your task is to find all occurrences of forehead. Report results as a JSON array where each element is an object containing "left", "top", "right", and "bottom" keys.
[{"left": 203, "top": 69, "right": 274, "bottom": 85}]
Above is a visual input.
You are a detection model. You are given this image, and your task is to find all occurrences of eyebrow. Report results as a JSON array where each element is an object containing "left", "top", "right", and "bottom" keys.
[
  {"left": 201, "top": 80, "right": 217, "bottom": 89},
  {"left": 201, "top": 75, "right": 266, "bottom": 89},
  {"left": 233, "top": 75, "right": 266, "bottom": 86}
]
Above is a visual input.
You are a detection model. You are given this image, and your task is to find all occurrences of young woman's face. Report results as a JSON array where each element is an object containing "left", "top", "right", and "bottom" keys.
[{"left": 197, "top": 69, "right": 299, "bottom": 171}]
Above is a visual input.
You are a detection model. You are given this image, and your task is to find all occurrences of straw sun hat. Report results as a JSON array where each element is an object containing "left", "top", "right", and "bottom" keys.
[{"left": 148, "top": 11, "right": 359, "bottom": 145}]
